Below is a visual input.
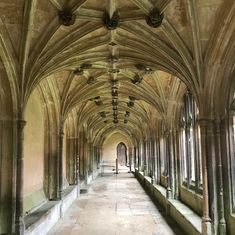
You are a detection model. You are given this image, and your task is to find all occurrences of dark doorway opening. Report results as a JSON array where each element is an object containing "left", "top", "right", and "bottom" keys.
[{"left": 117, "top": 142, "right": 127, "bottom": 166}]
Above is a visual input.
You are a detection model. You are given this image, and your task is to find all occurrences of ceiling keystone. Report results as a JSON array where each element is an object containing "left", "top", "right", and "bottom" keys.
[{"left": 146, "top": 8, "right": 164, "bottom": 28}]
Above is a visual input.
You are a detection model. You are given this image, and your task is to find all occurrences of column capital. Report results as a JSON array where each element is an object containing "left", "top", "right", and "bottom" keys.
[
  {"left": 197, "top": 118, "right": 214, "bottom": 127},
  {"left": 17, "top": 119, "right": 27, "bottom": 130}
]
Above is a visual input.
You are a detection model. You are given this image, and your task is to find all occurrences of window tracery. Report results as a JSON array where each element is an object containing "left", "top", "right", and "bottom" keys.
[{"left": 180, "top": 92, "right": 202, "bottom": 192}]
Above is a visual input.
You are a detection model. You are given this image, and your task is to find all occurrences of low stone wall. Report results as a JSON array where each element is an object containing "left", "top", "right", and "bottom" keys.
[
  {"left": 25, "top": 186, "right": 78, "bottom": 235},
  {"left": 135, "top": 169, "right": 202, "bottom": 235}
]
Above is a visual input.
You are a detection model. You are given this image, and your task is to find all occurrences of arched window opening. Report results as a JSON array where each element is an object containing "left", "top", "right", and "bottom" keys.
[{"left": 180, "top": 91, "right": 202, "bottom": 192}]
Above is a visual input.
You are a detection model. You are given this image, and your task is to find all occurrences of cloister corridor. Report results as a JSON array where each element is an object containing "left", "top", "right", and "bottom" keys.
[
  {"left": 48, "top": 169, "right": 185, "bottom": 235},
  {"left": 1, "top": 1, "right": 235, "bottom": 235}
]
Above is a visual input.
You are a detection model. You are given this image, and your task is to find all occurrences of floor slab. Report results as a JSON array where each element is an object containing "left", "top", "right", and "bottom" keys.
[{"left": 48, "top": 171, "right": 185, "bottom": 235}]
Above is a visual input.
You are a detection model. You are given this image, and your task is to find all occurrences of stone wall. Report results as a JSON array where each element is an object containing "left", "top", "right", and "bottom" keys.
[{"left": 23, "top": 89, "right": 46, "bottom": 213}]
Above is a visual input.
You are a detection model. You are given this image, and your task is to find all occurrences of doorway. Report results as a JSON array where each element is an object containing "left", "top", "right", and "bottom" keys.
[{"left": 117, "top": 142, "right": 127, "bottom": 166}]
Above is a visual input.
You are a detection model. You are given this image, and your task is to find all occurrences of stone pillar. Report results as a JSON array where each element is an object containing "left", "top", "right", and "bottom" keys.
[
  {"left": 100, "top": 147, "right": 103, "bottom": 166},
  {"left": 207, "top": 120, "right": 219, "bottom": 234},
  {"left": 137, "top": 142, "right": 141, "bottom": 171},
  {"left": 88, "top": 143, "right": 93, "bottom": 177},
  {"left": 15, "top": 119, "right": 26, "bottom": 235},
  {"left": 173, "top": 129, "right": 179, "bottom": 199},
  {"left": 151, "top": 137, "right": 156, "bottom": 184},
  {"left": 166, "top": 131, "right": 171, "bottom": 198},
  {"left": 133, "top": 146, "right": 137, "bottom": 169},
  {"left": 79, "top": 132, "right": 85, "bottom": 180},
  {"left": 146, "top": 140, "right": 150, "bottom": 176},
  {"left": 156, "top": 136, "right": 161, "bottom": 184},
  {"left": 128, "top": 147, "right": 132, "bottom": 172},
  {"left": 166, "top": 130, "right": 173, "bottom": 199},
  {"left": 148, "top": 139, "right": 152, "bottom": 177},
  {"left": 66, "top": 137, "right": 75, "bottom": 185},
  {"left": 58, "top": 130, "right": 64, "bottom": 199},
  {"left": 170, "top": 129, "right": 176, "bottom": 198},
  {"left": 84, "top": 139, "right": 89, "bottom": 183},
  {"left": 215, "top": 119, "right": 226, "bottom": 235},
  {"left": 93, "top": 146, "right": 97, "bottom": 170},
  {"left": 74, "top": 137, "right": 79, "bottom": 185},
  {"left": 140, "top": 141, "right": 145, "bottom": 172},
  {"left": 97, "top": 147, "right": 101, "bottom": 169},
  {"left": 199, "top": 119, "right": 212, "bottom": 235},
  {"left": 143, "top": 140, "right": 147, "bottom": 175}
]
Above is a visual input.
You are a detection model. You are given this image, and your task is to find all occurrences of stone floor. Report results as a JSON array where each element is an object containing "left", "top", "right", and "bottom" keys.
[{"left": 48, "top": 168, "right": 185, "bottom": 235}]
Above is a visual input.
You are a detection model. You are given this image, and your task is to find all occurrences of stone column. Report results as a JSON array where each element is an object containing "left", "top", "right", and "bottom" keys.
[
  {"left": 75, "top": 136, "right": 80, "bottom": 197},
  {"left": 137, "top": 142, "right": 141, "bottom": 171},
  {"left": 58, "top": 130, "right": 64, "bottom": 199},
  {"left": 84, "top": 139, "right": 90, "bottom": 183},
  {"left": 170, "top": 129, "right": 176, "bottom": 198},
  {"left": 93, "top": 146, "right": 97, "bottom": 170},
  {"left": 66, "top": 137, "right": 74, "bottom": 185},
  {"left": 71, "top": 137, "right": 78, "bottom": 185},
  {"left": 166, "top": 130, "right": 174, "bottom": 199},
  {"left": 151, "top": 137, "right": 156, "bottom": 184},
  {"left": 97, "top": 147, "right": 101, "bottom": 169},
  {"left": 215, "top": 119, "right": 226, "bottom": 235},
  {"left": 15, "top": 119, "right": 26, "bottom": 235},
  {"left": 79, "top": 132, "right": 85, "bottom": 180},
  {"left": 140, "top": 141, "right": 145, "bottom": 173},
  {"left": 88, "top": 143, "right": 93, "bottom": 178},
  {"left": 156, "top": 136, "right": 161, "bottom": 184},
  {"left": 173, "top": 129, "right": 179, "bottom": 199},
  {"left": 133, "top": 146, "right": 137, "bottom": 169},
  {"left": 74, "top": 137, "right": 79, "bottom": 185},
  {"left": 148, "top": 139, "right": 152, "bottom": 177},
  {"left": 128, "top": 147, "right": 132, "bottom": 172},
  {"left": 199, "top": 119, "right": 212, "bottom": 235},
  {"left": 143, "top": 140, "right": 147, "bottom": 175}
]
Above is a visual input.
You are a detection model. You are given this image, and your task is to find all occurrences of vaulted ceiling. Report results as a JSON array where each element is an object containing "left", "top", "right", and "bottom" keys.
[{"left": 0, "top": 0, "right": 234, "bottom": 144}]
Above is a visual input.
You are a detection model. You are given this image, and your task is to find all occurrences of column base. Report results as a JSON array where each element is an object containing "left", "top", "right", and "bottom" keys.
[
  {"left": 219, "top": 219, "right": 226, "bottom": 235},
  {"left": 151, "top": 177, "right": 155, "bottom": 184},
  {"left": 166, "top": 187, "right": 172, "bottom": 199},
  {"left": 15, "top": 216, "right": 25, "bottom": 235},
  {"left": 201, "top": 217, "right": 211, "bottom": 235},
  {"left": 77, "top": 183, "right": 80, "bottom": 198}
]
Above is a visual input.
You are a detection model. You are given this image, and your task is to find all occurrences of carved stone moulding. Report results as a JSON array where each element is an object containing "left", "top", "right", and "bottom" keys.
[
  {"left": 129, "top": 96, "right": 136, "bottom": 101},
  {"left": 74, "top": 68, "right": 83, "bottom": 75},
  {"left": 59, "top": 8, "right": 76, "bottom": 26},
  {"left": 100, "top": 111, "right": 106, "bottom": 118},
  {"left": 113, "top": 119, "right": 119, "bottom": 124},
  {"left": 87, "top": 76, "right": 96, "bottom": 84},
  {"left": 131, "top": 74, "right": 143, "bottom": 84},
  {"left": 146, "top": 8, "right": 164, "bottom": 28},
  {"left": 109, "top": 68, "right": 120, "bottom": 74},
  {"left": 112, "top": 99, "right": 118, "bottom": 106},
  {"left": 111, "top": 89, "right": 118, "bottom": 97},
  {"left": 95, "top": 100, "right": 102, "bottom": 106},
  {"left": 108, "top": 55, "right": 119, "bottom": 64},
  {"left": 127, "top": 101, "right": 134, "bottom": 107},
  {"left": 109, "top": 41, "right": 117, "bottom": 47},
  {"left": 125, "top": 111, "right": 130, "bottom": 117},
  {"left": 103, "top": 11, "right": 120, "bottom": 30}
]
